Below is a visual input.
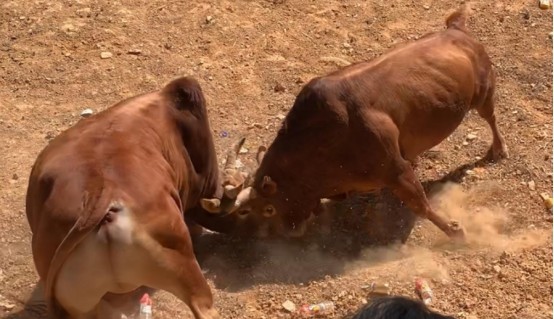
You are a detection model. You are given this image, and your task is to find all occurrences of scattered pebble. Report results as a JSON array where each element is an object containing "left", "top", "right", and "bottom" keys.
[
  {"left": 12, "top": 173, "right": 18, "bottom": 180},
  {"left": 81, "top": 108, "right": 94, "bottom": 117},
  {"left": 274, "top": 83, "right": 286, "bottom": 92},
  {"left": 466, "top": 133, "right": 477, "bottom": 141},
  {"left": 100, "top": 51, "right": 113, "bottom": 59},
  {"left": 61, "top": 23, "right": 77, "bottom": 33},
  {"left": 76, "top": 7, "right": 92, "bottom": 18},
  {"left": 276, "top": 114, "right": 286, "bottom": 120},
  {"left": 462, "top": 141, "right": 469, "bottom": 146},
  {"left": 527, "top": 180, "right": 536, "bottom": 190},
  {"left": 127, "top": 48, "right": 142, "bottom": 55},
  {"left": 423, "top": 5, "right": 430, "bottom": 10},
  {"left": 239, "top": 147, "right": 248, "bottom": 154},
  {"left": 539, "top": 0, "right": 552, "bottom": 10},
  {"left": 493, "top": 265, "right": 501, "bottom": 273},
  {"left": 0, "top": 300, "right": 15, "bottom": 310},
  {"left": 282, "top": 300, "right": 296, "bottom": 312},
  {"left": 320, "top": 56, "right": 352, "bottom": 67},
  {"left": 205, "top": 16, "right": 214, "bottom": 24}
]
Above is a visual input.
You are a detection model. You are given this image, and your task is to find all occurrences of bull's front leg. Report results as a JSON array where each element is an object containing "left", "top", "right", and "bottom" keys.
[{"left": 387, "top": 159, "right": 466, "bottom": 241}]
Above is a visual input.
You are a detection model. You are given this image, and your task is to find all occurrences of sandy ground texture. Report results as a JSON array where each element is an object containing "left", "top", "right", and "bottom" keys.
[{"left": 0, "top": 0, "right": 552, "bottom": 318}]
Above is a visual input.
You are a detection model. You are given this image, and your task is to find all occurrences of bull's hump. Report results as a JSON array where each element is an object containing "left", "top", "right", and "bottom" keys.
[{"left": 331, "top": 32, "right": 467, "bottom": 82}]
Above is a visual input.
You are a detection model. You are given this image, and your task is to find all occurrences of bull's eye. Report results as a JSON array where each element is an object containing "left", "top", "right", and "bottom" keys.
[{"left": 263, "top": 205, "right": 276, "bottom": 218}]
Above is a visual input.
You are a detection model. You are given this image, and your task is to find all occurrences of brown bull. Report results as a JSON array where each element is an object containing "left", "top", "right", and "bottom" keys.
[
  {"left": 201, "top": 7, "right": 508, "bottom": 240},
  {"left": 25, "top": 77, "right": 244, "bottom": 319}
]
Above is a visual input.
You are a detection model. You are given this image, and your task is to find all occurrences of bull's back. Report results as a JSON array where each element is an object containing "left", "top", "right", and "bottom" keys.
[{"left": 337, "top": 30, "right": 489, "bottom": 160}]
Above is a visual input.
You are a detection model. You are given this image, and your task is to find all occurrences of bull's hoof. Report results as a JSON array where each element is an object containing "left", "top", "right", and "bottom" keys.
[
  {"left": 447, "top": 220, "right": 466, "bottom": 242},
  {"left": 485, "top": 144, "right": 509, "bottom": 162}
]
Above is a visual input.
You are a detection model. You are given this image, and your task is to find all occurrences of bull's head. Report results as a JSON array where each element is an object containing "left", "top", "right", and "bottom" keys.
[{"left": 200, "top": 142, "right": 317, "bottom": 238}]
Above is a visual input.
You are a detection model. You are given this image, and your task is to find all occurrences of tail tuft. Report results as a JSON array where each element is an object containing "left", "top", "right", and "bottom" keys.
[{"left": 445, "top": 6, "right": 469, "bottom": 32}]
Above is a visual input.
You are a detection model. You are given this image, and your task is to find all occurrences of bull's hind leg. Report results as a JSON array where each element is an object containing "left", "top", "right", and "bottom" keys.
[
  {"left": 476, "top": 73, "right": 508, "bottom": 161},
  {"left": 135, "top": 217, "right": 220, "bottom": 319},
  {"left": 386, "top": 158, "right": 466, "bottom": 241}
]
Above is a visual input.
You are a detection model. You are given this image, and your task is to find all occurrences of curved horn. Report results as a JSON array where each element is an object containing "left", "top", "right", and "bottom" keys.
[
  {"left": 256, "top": 146, "right": 267, "bottom": 165},
  {"left": 227, "top": 186, "right": 257, "bottom": 213},
  {"left": 224, "top": 137, "right": 246, "bottom": 171},
  {"left": 200, "top": 198, "right": 222, "bottom": 214},
  {"left": 224, "top": 184, "right": 241, "bottom": 199}
]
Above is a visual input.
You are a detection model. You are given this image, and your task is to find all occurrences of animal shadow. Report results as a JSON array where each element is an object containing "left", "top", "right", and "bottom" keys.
[{"left": 193, "top": 158, "right": 485, "bottom": 292}]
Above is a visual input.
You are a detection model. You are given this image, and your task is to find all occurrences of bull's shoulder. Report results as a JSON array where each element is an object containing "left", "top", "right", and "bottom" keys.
[{"left": 279, "top": 77, "right": 348, "bottom": 136}]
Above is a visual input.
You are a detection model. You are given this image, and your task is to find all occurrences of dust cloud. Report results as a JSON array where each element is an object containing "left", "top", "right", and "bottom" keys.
[
  {"left": 200, "top": 182, "right": 548, "bottom": 290},
  {"left": 429, "top": 182, "right": 549, "bottom": 251}
]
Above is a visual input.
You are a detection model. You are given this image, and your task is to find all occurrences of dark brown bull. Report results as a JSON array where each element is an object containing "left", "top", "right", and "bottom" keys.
[
  {"left": 25, "top": 77, "right": 245, "bottom": 319},
  {"left": 201, "top": 7, "right": 508, "bottom": 241}
]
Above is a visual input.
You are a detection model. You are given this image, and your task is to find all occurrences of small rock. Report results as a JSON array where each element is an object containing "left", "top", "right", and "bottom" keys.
[
  {"left": 100, "top": 51, "right": 113, "bottom": 59},
  {"left": 539, "top": 0, "right": 552, "bottom": 10},
  {"left": 205, "top": 16, "right": 214, "bottom": 23},
  {"left": 127, "top": 48, "right": 142, "bottom": 55},
  {"left": 276, "top": 114, "right": 286, "bottom": 120},
  {"left": 462, "top": 141, "right": 469, "bottom": 146},
  {"left": 423, "top": 4, "right": 430, "bottom": 10},
  {"left": 235, "top": 159, "right": 244, "bottom": 169},
  {"left": 527, "top": 180, "right": 536, "bottom": 190},
  {"left": 282, "top": 300, "right": 296, "bottom": 312},
  {"left": 247, "top": 123, "right": 263, "bottom": 130},
  {"left": 76, "top": 7, "right": 92, "bottom": 17},
  {"left": 0, "top": 301, "right": 15, "bottom": 310},
  {"left": 12, "top": 173, "right": 18, "bottom": 180},
  {"left": 549, "top": 32, "right": 553, "bottom": 39},
  {"left": 239, "top": 147, "right": 248, "bottom": 154},
  {"left": 81, "top": 108, "right": 94, "bottom": 117},
  {"left": 466, "top": 133, "right": 477, "bottom": 141},
  {"left": 274, "top": 83, "right": 286, "bottom": 92},
  {"left": 61, "top": 23, "right": 77, "bottom": 33},
  {"left": 493, "top": 265, "right": 501, "bottom": 273}
]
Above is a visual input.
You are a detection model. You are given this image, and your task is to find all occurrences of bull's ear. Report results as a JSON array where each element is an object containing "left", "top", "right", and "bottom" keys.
[
  {"left": 261, "top": 176, "right": 277, "bottom": 195},
  {"left": 200, "top": 198, "right": 222, "bottom": 214},
  {"left": 162, "top": 76, "right": 206, "bottom": 118}
]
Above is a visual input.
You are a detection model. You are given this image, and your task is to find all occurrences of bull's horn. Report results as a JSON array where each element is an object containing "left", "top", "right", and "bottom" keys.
[
  {"left": 227, "top": 186, "right": 256, "bottom": 213},
  {"left": 256, "top": 146, "right": 267, "bottom": 165},
  {"left": 223, "top": 184, "right": 242, "bottom": 199},
  {"left": 224, "top": 137, "right": 246, "bottom": 171},
  {"left": 200, "top": 198, "right": 222, "bottom": 214}
]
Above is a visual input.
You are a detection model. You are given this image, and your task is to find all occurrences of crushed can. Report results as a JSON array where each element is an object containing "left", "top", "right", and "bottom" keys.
[
  {"left": 298, "top": 301, "right": 335, "bottom": 317},
  {"left": 414, "top": 278, "right": 433, "bottom": 305},
  {"left": 139, "top": 293, "right": 153, "bottom": 319},
  {"left": 362, "top": 282, "right": 391, "bottom": 297}
]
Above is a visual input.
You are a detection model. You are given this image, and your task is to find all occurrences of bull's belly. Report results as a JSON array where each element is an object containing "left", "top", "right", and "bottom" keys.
[{"left": 54, "top": 208, "right": 155, "bottom": 316}]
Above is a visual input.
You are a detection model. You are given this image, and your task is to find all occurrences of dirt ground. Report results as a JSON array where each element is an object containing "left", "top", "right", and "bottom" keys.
[{"left": 0, "top": 0, "right": 552, "bottom": 318}]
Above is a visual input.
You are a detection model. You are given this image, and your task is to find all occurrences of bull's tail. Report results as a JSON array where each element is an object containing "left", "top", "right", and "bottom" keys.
[
  {"left": 44, "top": 190, "right": 113, "bottom": 318},
  {"left": 445, "top": 5, "right": 469, "bottom": 32}
]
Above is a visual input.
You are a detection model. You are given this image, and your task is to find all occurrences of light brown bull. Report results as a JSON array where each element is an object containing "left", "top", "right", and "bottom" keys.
[
  {"left": 202, "top": 7, "right": 508, "bottom": 241},
  {"left": 25, "top": 77, "right": 246, "bottom": 319}
]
